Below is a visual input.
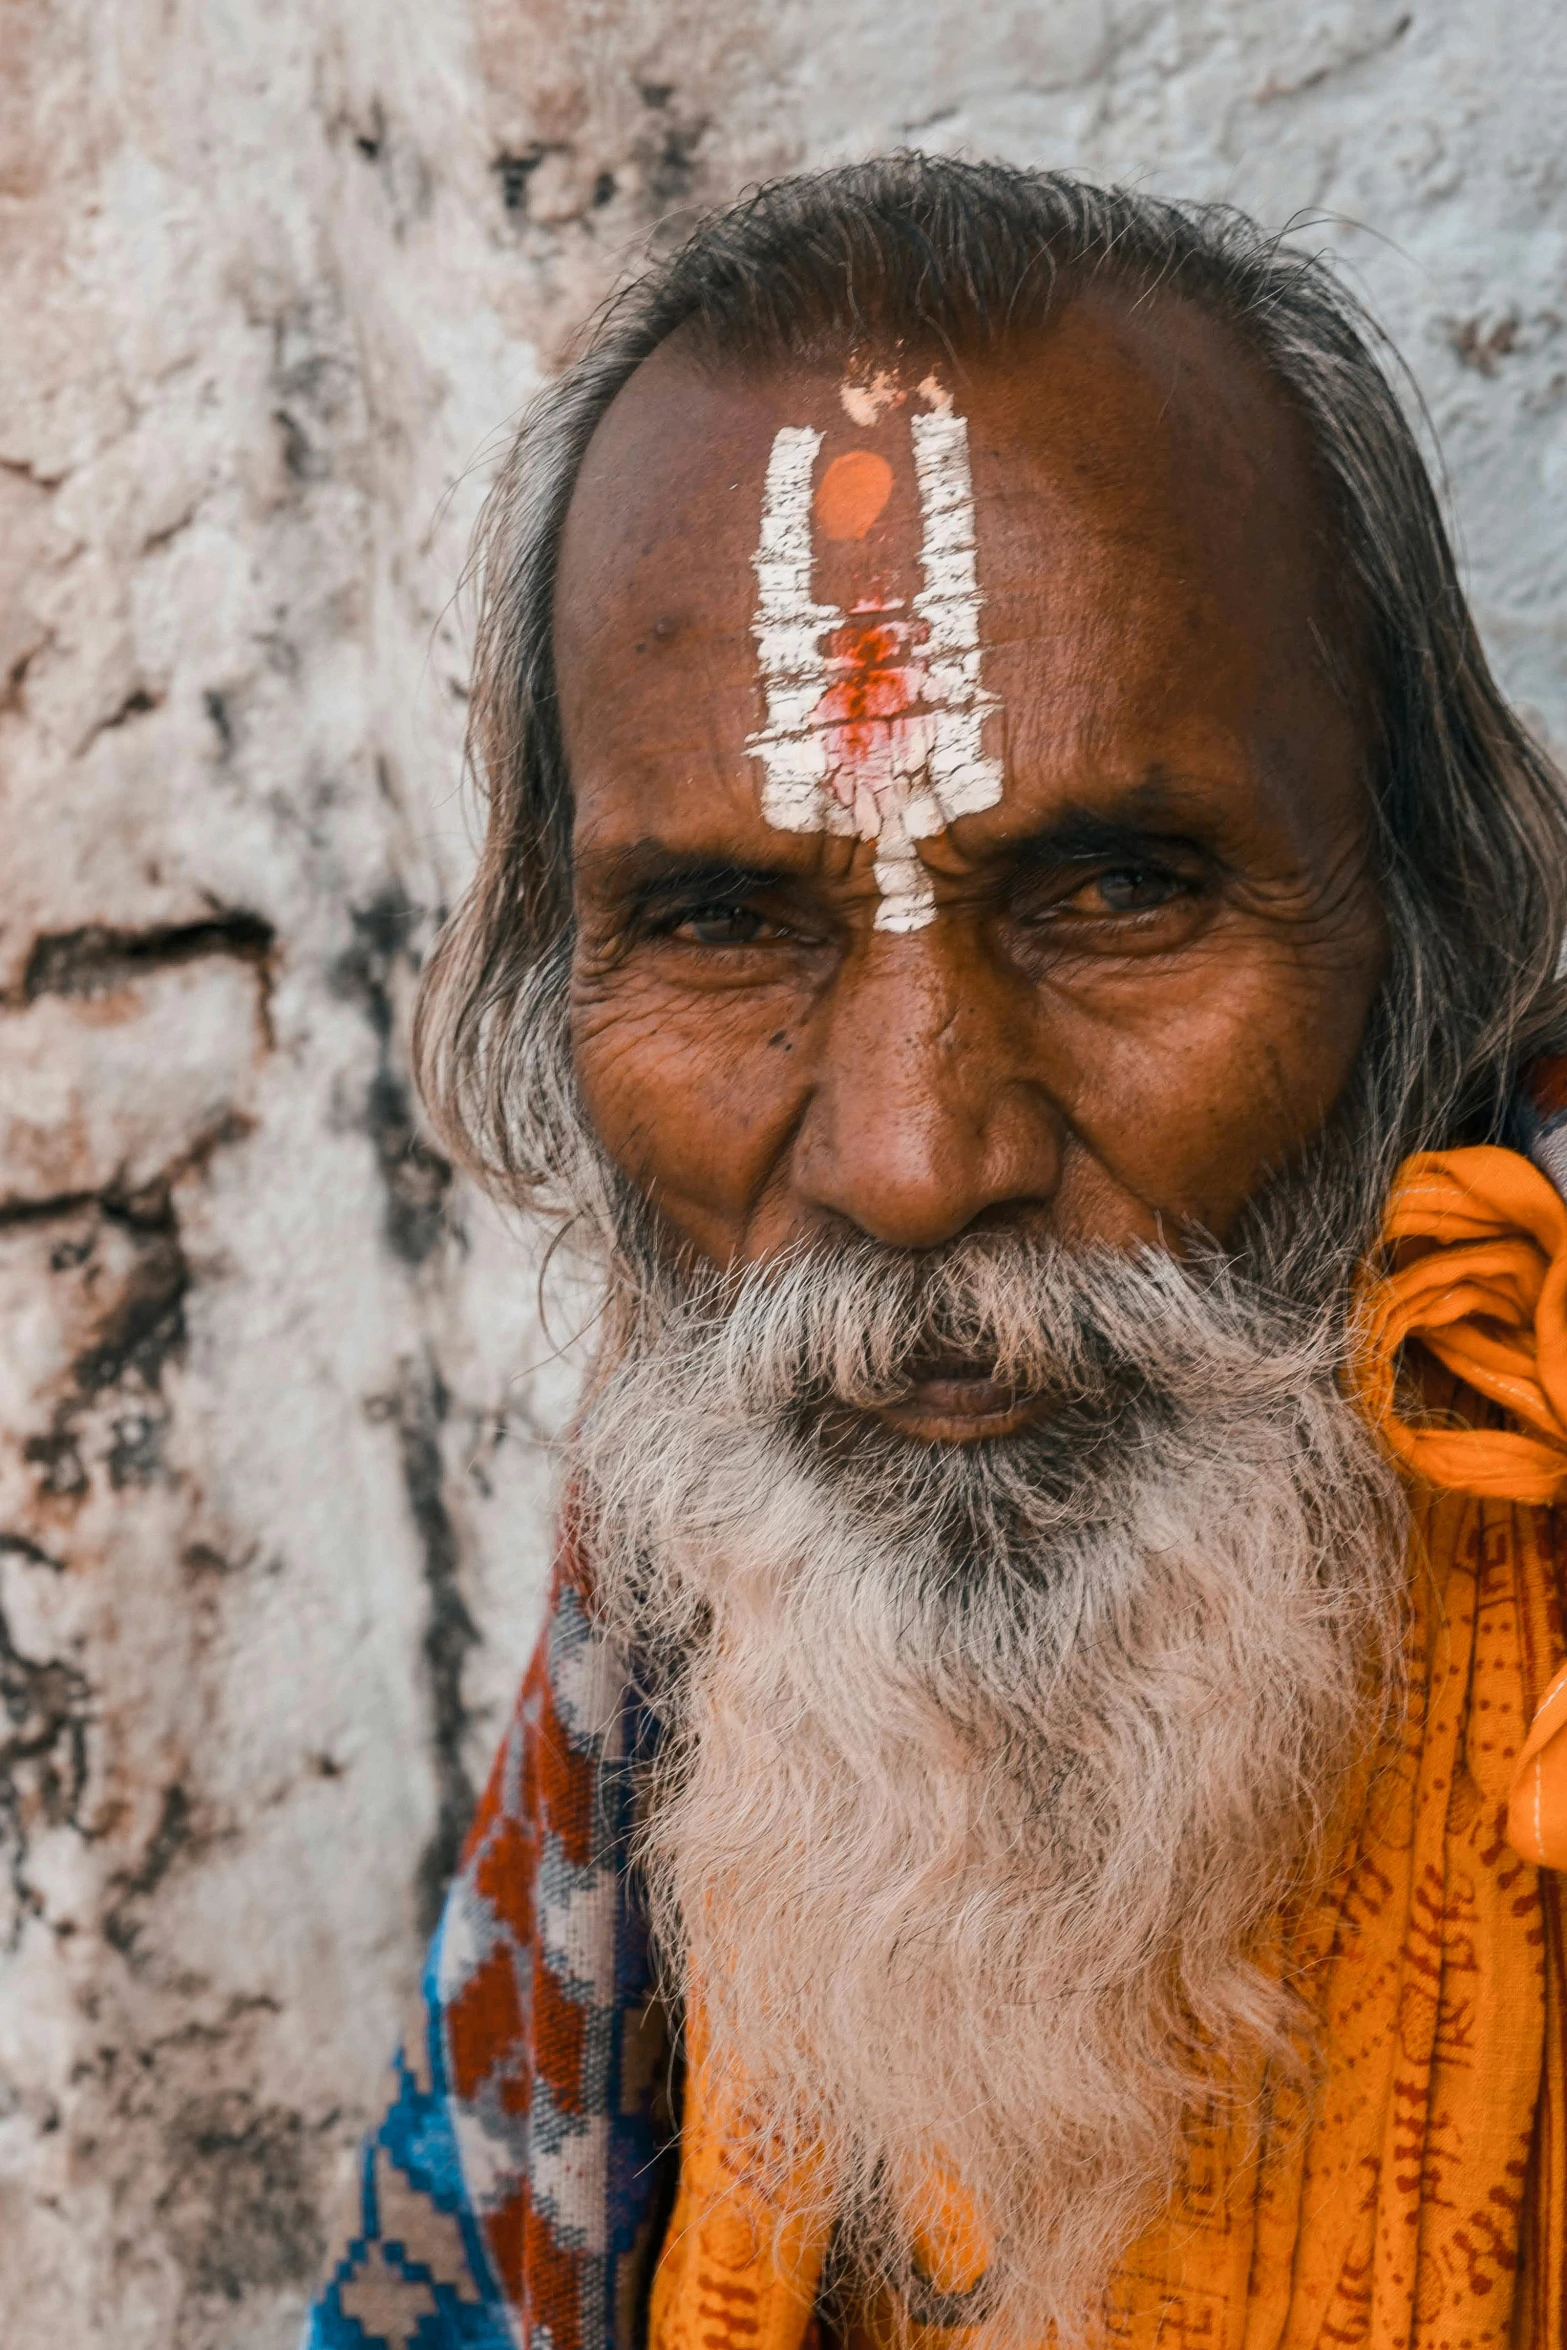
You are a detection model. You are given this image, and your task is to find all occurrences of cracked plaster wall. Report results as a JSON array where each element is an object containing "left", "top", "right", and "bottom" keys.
[{"left": 1, "top": 1, "right": 1563, "bottom": 2342}]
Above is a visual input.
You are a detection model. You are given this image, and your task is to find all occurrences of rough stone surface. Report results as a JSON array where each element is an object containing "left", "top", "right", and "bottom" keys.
[{"left": 1, "top": 2, "right": 1562, "bottom": 2340}]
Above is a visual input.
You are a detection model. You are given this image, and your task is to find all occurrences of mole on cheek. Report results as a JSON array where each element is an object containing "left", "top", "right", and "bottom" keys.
[{"left": 816, "top": 450, "right": 895, "bottom": 541}]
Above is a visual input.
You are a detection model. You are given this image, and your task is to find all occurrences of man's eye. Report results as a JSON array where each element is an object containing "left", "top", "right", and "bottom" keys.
[
  {"left": 1066, "top": 867, "right": 1186, "bottom": 915},
  {"left": 670, "top": 902, "right": 768, "bottom": 946}
]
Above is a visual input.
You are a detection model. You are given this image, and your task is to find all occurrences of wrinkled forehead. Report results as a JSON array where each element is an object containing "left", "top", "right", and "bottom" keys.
[{"left": 555, "top": 291, "right": 1339, "bottom": 678}]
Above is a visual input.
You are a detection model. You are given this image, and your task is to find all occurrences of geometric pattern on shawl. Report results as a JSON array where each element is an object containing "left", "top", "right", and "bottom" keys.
[{"left": 302, "top": 1553, "right": 672, "bottom": 2350}]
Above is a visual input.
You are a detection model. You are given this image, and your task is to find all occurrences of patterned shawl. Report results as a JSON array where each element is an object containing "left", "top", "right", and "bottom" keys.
[
  {"left": 304, "top": 1075, "right": 1567, "bottom": 2350},
  {"left": 304, "top": 1560, "right": 672, "bottom": 2349}
]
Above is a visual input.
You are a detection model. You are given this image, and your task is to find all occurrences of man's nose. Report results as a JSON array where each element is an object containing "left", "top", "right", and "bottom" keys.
[{"left": 789, "top": 940, "right": 1065, "bottom": 1249}]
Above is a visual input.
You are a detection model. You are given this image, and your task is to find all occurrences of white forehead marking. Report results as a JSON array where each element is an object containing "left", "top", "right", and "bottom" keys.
[
  {"left": 840, "top": 371, "right": 903, "bottom": 426},
  {"left": 748, "top": 426, "right": 840, "bottom": 834},
  {"left": 746, "top": 403, "right": 1003, "bottom": 932}
]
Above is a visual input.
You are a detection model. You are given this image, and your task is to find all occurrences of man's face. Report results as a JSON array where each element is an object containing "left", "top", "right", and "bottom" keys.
[{"left": 554, "top": 294, "right": 1388, "bottom": 1439}]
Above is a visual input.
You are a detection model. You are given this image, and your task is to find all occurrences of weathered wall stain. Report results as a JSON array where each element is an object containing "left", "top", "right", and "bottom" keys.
[
  {"left": 1, "top": 1, "right": 1563, "bottom": 2342},
  {"left": 20, "top": 914, "right": 277, "bottom": 1008},
  {"left": 388, "top": 1362, "right": 482, "bottom": 1935},
  {"left": 0, "top": 1582, "right": 90, "bottom": 1925},
  {"left": 332, "top": 888, "right": 454, "bottom": 1271},
  {"left": 156, "top": 2090, "right": 328, "bottom": 2308}
]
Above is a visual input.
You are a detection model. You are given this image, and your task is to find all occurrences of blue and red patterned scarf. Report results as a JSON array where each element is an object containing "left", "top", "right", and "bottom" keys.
[
  {"left": 303, "top": 1548, "right": 670, "bottom": 2350},
  {"left": 305, "top": 1060, "right": 1567, "bottom": 2350}
]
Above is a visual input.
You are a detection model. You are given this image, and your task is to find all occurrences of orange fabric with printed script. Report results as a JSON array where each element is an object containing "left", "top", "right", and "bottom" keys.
[{"left": 649, "top": 1145, "right": 1567, "bottom": 2350}]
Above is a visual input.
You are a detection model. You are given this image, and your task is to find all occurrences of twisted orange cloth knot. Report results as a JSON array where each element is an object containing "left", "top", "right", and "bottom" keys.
[{"left": 1354, "top": 1142, "right": 1567, "bottom": 1864}]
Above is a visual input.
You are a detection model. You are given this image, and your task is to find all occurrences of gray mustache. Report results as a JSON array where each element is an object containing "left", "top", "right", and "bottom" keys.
[{"left": 643, "top": 1227, "right": 1347, "bottom": 1421}]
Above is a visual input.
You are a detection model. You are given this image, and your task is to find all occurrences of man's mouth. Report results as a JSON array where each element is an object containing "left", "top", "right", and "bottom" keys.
[{"left": 872, "top": 1359, "right": 1038, "bottom": 1443}]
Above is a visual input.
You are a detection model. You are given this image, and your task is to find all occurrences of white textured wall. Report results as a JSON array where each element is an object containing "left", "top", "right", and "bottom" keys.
[{"left": 1, "top": 4, "right": 1562, "bottom": 2341}]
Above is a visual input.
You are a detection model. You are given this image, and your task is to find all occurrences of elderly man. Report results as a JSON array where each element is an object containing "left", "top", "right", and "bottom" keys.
[{"left": 308, "top": 159, "right": 1567, "bottom": 2350}]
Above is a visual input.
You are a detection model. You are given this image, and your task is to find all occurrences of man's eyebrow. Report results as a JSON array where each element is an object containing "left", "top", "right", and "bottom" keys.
[
  {"left": 576, "top": 843, "right": 794, "bottom": 904},
  {"left": 1000, "top": 796, "right": 1219, "bottom": 871},
  {"left": 576, "top": 788, "right": 1226, "bottom": 901}
]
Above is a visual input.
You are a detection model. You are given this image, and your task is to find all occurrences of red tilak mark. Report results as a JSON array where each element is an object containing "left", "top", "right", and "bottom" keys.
[
  {"left": 819, "top": 613, "right": 923, "bottom": 739},
  {"left": 810, "top": 597, "right": 937, "bottom": 834}
]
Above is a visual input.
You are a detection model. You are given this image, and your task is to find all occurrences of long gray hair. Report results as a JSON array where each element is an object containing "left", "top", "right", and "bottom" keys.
[{"left": 414, "top": 154, "right": 1567, "bottom": 1230}]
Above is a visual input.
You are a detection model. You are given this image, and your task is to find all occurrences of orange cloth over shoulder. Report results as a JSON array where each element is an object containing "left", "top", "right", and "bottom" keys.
[
  {"left": 651, "top": 1144, "right": 1567, "bottom": 2350},
  {"left": 1355, "top": 1145, "right": 1567, "bottom": 1871},
  {"left": 1353, "top": 1143, "right": 1567, "bottom": 1508}
]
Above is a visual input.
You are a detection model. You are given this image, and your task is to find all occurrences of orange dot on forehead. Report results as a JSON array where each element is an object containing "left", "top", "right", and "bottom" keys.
[{"left": 815, "top": 448, "right": 894, "bottom": 541}]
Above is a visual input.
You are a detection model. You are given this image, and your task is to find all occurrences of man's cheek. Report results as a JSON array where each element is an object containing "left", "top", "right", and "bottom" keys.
[
  {"left": 572, "top": 986, "right": 801, "bottom": 1208},
  {"left": 1040, "top": 971, "right": 1343, "bottom": 1233}
]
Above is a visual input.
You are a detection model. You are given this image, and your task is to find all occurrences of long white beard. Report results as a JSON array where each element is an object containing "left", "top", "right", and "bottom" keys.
[{"left": 576, "top": 1232, "right": 1407, "bottom": 2347}]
